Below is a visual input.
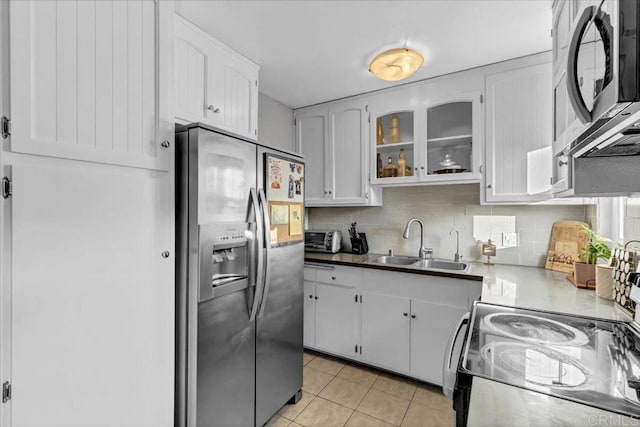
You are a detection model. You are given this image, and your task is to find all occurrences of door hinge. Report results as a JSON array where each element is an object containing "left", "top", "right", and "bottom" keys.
[
  {"left": 2, "top": 381, "right": 11, "bottom": 403},
  {"left": 365, "top": 104, "right": 369, "bottom": 112},
  {"left": 367, "top": 113, "right": 371, "bottom": 123},
  {"left": 480, "top": 94, "right": 484, "bottom": 104},
  {"left": 2, "top": 177, "right": 12, "bottom": 199},
  {"left": 1, "top": 116, "right": 10, "bottom": 139}
]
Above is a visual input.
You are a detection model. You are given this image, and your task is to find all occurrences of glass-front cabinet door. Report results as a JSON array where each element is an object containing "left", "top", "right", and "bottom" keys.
[
  {"left": 425, "top": 100, "right": 473, "bottom": 178},
  {"left": 370, "top": 91, "right": 481, "bottom": 186},
  {"left": 371, "top": 110, "right": 419, "bottom": 184}
]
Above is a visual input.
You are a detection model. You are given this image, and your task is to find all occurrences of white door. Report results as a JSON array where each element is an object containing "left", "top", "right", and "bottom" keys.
[
  {"left": 314, "top": 282, "right": 358, "bottom": 358},
  {"left": 295, "top": 108, "right": 328, "bottom": 205},
  {"left": 174, "top": 15, "right": 210, "bottom": 125},
  {"left": 10, "top": 0, "right": 168, "bottom": 171},
  {"left": 328, "top": 100, "right": 368, "bottom": 204},
  {"left": 303, "top": 281, "right": 316, "bottom": 348},
  {"left": 219, "top": 54, "right": 259, "bottom": 140},
  {"left": 410, "top": 300, "right": 466, "bottom": 385},
  {"left": 361, "top": 292, "right": 410, "bottom": 373},
  {"left": 485, "top": 63, "right": 552, "bottom": 203},
  {"left": 10, "top": 163, "right": 174, "bottom": 427}
]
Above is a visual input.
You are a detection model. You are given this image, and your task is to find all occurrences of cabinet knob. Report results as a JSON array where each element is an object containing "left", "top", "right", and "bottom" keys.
[
  {"left": 558, "top": 159, "right": 568, "bottom": 167},
  {"left": 411, "top": 314, "right": 416, "bottom": 319},
  {"left": 315, "top": 296, "right": 318, "bottom": 300},
  {"left": 487, "top": 184, "right": 492, "bottom": 189},
  {"left": 331, "top": 276, "right": 336, "bottom": 280},
  {"left": 160, "top": 140, "right": 170, "bottom": 148},
  {"left": 403, "top": 312, "right": 408, "bottom": 317},
  {"left": 207, "top": 105, "right": 221, "bottom": 113},
  {"left": 328, "top": 190, "right": 332, "bottom": 195},
  {"left": 309, "top": 295, "right": 313, "bottom": 299},
  {"left": 161, "top": 251, "right": 170, "bottom": 258}
]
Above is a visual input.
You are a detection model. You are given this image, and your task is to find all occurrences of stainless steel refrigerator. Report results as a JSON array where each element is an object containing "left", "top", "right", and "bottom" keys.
[{"left": 175, "top": 123, "right": 304, "bottom": 427}]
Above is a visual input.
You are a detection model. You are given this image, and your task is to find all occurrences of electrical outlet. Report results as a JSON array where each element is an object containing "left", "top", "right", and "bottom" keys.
[{"left": 502, "top": 232, "right": 518, "bottom": 248}]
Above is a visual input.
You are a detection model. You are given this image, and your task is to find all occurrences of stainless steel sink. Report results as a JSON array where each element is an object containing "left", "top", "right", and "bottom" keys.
[
  {"left": 368, "top": 255, "right": 420, "bottom": 265},
  {"left": 412, "top": 259, "right": 469, "bottom": 271},
  {"left": 368, "top": 255, "right": 470, "bottom": 273}
]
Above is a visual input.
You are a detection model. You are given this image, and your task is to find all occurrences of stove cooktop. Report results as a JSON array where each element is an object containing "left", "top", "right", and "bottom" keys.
[{"left": 461, "top": 302, "right": 640, "bottom": 418}]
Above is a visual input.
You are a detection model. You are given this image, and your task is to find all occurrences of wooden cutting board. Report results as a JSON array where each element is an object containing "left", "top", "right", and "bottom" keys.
[{"left": 545, "top": 221, "right": 590, "bottom": 273}]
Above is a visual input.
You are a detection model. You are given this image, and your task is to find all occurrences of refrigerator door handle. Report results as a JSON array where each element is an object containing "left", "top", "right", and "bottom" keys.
[
  {"left": 257, "top": 188, "right": 272, "bottom": 318},
  {"left": 248, "top": 187, "right": 265, "bottom": 322}
]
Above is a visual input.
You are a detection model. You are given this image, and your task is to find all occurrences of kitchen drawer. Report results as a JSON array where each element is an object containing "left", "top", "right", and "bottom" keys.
[
  {"left": 303, "top": 266, "right": 317, "bottom": 281},
  {"left": 316, "top": 265, "right": 362, "bottom": 287}
]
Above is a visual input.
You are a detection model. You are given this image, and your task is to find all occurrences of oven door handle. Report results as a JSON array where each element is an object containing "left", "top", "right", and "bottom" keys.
[
  {"left": 442, "top": 312, "right": 470, "bottom": 398},
  {"left": 567, "top": 5, "right": 596, "bottom": 124}
]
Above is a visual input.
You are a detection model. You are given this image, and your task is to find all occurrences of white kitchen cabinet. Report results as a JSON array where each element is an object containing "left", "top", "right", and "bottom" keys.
[
  {"left": 409, "top": 300, "right": 467, "bottom": 384},
  {"left": 315, "top": 282, "right": 359, "bottom": 359},
  {"left": 484, "top": 62, "right": 553, "bottom": 203},
  {"left": 295, "top": 107, "right": 329, "bottom": 204},
  {"left": 3, "top": 2, "right": 175, "bottom": 426},
  {"left": 303, "top": 265, "right": 361, "bottom": 360},
  {"left": 295, "top": 100, "right": 382, "bottom": 207},
  {"left": 9, "top": 0, "right": 169, "bottom": 171},
  {"left": 303, "top": 277, "right": 316, "bottom": 347},
  {"left": 174, "top": 15, "right": 259, "bottom": 141},
  {"left": 361, "top": 292, "right": 410, "bottom": 373},
  {"left": 370, "top": 91, "right": 482, "bottom": 187},
  {"left": 360, "top": 268, "right": 481, "bottom": 385}
]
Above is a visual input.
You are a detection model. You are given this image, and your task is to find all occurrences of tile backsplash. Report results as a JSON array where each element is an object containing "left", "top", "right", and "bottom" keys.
[{"left": 308, "top": 184, "right": 592, "bottom": 267}]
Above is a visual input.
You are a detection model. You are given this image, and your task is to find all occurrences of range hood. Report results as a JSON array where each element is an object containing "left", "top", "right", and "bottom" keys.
[{"left": 567, "top": 102, "right": 640, "bottom": 158}]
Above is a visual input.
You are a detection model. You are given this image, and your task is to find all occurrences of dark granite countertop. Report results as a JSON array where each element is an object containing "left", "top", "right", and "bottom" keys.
[{"left": 304, "top": 252, "right": 484, "bottom": 282}]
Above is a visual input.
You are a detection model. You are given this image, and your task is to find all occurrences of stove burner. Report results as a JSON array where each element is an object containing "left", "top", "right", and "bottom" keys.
[
  {"left": 484, "top": 313, "right": 589, "bottom": 346},
  {"left": 481, "top": 341, "right": 590, "bottom": 388}
]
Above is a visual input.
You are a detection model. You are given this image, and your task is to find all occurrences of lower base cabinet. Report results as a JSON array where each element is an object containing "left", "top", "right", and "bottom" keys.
[
  {"left": 361, "top": 292, "right": 411, "bottom": 373},
  {"left": 303, "top": 263, "right": 481, "bottom": 386},
  {"left": 315, "top": 282, "right": 359, "bottom": 359},
  {"left": 409, "top": 300, "right": 467, "bottom": 384}
]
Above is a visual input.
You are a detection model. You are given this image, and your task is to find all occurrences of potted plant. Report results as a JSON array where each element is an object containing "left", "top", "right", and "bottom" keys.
[{"left": 573, "top": 227, "right": 612, "bottom": 288}]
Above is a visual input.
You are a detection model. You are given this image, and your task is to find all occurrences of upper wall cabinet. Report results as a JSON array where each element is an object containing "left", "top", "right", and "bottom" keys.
[
  {"left": 484, "top": 61, "right": 553, "bottom": 204},
  {"left": 295, "top": 100, "right": 382, "bottom": 207},
  {"left": 9, "top": 0, "right": 170, "bottom": 170},
  {"left": 174, "top": 15, "right": 259, "bottom": 141},
  {"left": 369, "top": 90, "right": 482, "bottom": 187}
]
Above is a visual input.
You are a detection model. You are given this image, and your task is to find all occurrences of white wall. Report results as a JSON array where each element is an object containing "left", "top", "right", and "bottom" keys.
[
  {"left": 258, "top": 92, "right": 294, "bottom": 152},
  {"left": 308, "top": 184, "right": 591, "bottom": 267}
]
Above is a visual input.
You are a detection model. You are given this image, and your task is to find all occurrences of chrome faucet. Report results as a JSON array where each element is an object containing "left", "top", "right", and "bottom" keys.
[
  {"left": 402, "top": 218, "right": 432, "bottom": 259},
  {"left": 450, "top": 229, "right": 462, "bottom": 262}
]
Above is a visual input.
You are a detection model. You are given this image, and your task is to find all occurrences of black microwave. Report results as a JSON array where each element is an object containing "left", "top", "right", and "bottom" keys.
[{"left": 563, "top": 0, "right": 640, "bottom": 157}]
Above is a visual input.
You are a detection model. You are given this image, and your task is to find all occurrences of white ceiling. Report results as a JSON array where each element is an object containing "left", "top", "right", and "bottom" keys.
[{"left": 175, "top": 0, "right": 552, "bottom": 109}]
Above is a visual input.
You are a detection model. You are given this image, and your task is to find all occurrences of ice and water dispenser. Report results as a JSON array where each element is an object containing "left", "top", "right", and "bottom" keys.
[{"left": 198, "top": 222, "right": 252, "bottom": 302}]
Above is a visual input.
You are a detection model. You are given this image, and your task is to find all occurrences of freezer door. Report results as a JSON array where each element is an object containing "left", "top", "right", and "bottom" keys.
[
  {"left": 197, "top": 291, "right": 255, "bottom": 427},
  {"left": 190, "top": 127, "right": 257, "bottom": 224}
]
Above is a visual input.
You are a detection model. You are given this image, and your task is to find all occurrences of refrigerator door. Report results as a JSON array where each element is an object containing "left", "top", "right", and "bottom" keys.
[
  {"left": 255, "top": 148, "right": 305, "bottom": 427},
  {"left": 196, "top": 290, "right": 256, "bottom": 427},
  {"left": 175, "top": 126, "right": 260, "bottom": 427}
]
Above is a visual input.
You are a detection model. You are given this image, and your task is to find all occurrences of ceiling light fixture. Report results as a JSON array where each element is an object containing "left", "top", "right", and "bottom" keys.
[{"left": 369, "top": 48, "right": 424, "bottom": 82}]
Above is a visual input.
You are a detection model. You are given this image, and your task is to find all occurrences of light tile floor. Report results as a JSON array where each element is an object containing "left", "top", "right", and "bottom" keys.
[{"left": 265, "top": 350, "right": 454, "bottom": 427}]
